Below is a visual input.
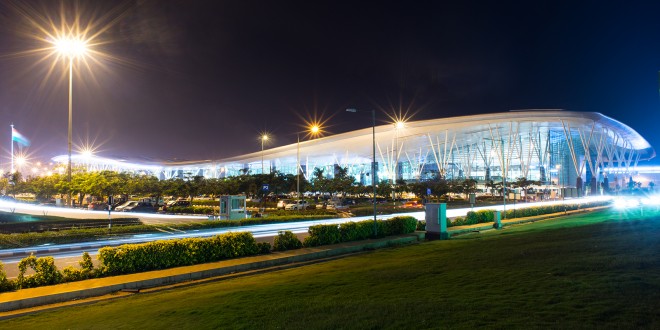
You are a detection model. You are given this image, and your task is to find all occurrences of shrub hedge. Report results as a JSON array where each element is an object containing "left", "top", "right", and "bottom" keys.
[
  {"left": 303, "top": 216, "right": 418, "bottom": 247},
  {"left": 273, "top": 231, "right": 303, "bottom": 251},
  {"left": 167, "top": 205, "right": 216, "bottom": 214},
  {"left": 98, "top": 231, "right": 264, "bottom": 275},
  {"left": 447, "top": 200, "right": 610, "bottom": 227}
]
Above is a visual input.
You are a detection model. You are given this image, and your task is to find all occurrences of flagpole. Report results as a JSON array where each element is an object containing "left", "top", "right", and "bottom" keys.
[{"left": 10, "top": 124, "right": 14, "bottom": 173}]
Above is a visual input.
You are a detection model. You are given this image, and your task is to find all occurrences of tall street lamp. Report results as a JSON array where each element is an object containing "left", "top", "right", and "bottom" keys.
[
  {"left": 347, "top": 108, "right": 377, "bottom": 236},
  {"left": 53, "top": 35, "right": 89, "bottom": 205},
  {"left": 260, "top": 134, "right": 269, "bottom": 174},
  {"left": 485, "top": 137, "right": 506, "bottom": 218},
  {"left": 393, "top": 120, "right": 405, "bottom": 204},
  {"left": 297, "top": 125, "right": 321, "bottom": 199}
]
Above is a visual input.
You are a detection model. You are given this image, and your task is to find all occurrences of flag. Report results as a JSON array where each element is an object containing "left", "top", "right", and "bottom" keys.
[{"left": 12, "top": 127, "right": 30, "bottom": 146}]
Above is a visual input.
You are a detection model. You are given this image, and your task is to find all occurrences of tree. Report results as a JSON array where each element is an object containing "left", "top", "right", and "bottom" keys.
[
  {"left": 376, "top": 179, "right": 393, "bottom": 199},
  {"left": 311, "top": 168, "right": 330, "bottom": 194},
  {"left": 5, "top": 172, "right": 24, "bottom": 197},
  {"left": 329, "top": 167, "right": 355, "bottom": 198},
  {"left": 456, "top": 178, "right": 478, "bottom": 199},
  {"left": 513, "top": 177, "right": 540, "bottom": 200}
]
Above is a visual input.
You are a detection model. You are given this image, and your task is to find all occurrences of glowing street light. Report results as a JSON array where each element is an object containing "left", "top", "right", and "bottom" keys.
[
  {"left": 347, "top": 108, "right": 377, "bottom": 236},
  {"left": 393, "top": 120, "right": 406, "bottom": 181},
  {"left": 260, "top": 134, "right": 269, "bottom": 174},
  {"left": 51, "top": 32, "right": 90, "bottom": 205},
  {"left": 297, "top": 124, "right": 322, "bottom": 199}
]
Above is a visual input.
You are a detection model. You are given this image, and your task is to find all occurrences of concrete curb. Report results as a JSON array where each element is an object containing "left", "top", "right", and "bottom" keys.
[{"left": 0, "top": 232, "right": 425, "bottom": 313}]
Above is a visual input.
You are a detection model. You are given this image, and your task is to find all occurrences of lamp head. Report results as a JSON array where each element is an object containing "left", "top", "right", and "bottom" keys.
[{"left": 54, "top": 36, "right": 88, "bottom": 58}]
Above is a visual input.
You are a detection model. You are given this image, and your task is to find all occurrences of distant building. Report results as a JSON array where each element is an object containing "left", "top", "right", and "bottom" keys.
[{"left": 54, "top": 110, "right": 655, "bottom": 195}]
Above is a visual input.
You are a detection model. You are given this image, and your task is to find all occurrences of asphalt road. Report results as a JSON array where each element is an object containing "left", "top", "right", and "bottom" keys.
[{"left": 0, "top": 196, "right": 609, "bottom": 278}]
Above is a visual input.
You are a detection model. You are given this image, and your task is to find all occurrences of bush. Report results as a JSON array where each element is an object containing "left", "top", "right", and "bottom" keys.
[
  {"left": 256, "top": 242, "right": 272, "bottom": 254},
  {"left": 80, "top": 252, "right": 94, "bottom": 273},
  {"left": 305, "top": 216, "right": 418, "bottom": 247},
  {"left": 273, "top": 231, "right": 302, "bottom": 251},
  {"left": 476, "top": 210, "right": 494, "bottom": 223},
  {"left": 193, "top": 199, "right": 220, "bottom": 206},
  {"left": 379, "top": 216, "right": 417, "bottom": 237},
  {"left": 416, "top": 220, "right": 426, "bottom": 231},
  {"left": 304, "top": 224, "right": 341, "bottom": 247},
  {"left": 339, "top": 222, "right": 372, "bottom": 242},
  {"left": 0, "top": 262, "right": 15, "bottom": 292},
  {"left": 98, "top": 232, "right": 260, "bottom": 275},
  {"left": 465, "top": 211, "right": 479, "bottom": 225},
  {"left": 62, "top": 266, "right": 88, "bottom": 282},
  {"left": 168, "top": 206, "right": 215, "bottom": 214},
  {"left": 17, "top": 255, "right": 63, "bottom": 289},
  {"left": 450, "top": 216, "right": 466, "bottom": 227}
]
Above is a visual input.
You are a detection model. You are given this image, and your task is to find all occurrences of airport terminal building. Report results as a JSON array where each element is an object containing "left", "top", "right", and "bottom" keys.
[{"left": 54, "top": 110, "right": 656, "bottom": 194}]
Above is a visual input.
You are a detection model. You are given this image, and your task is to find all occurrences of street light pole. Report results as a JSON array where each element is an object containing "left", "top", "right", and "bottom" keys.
[
  {"left": 501, "top": 139, "right": 506, "bottom": 219},
  {"left": 372, "top": 109, "right": 377, "bottom": 236},
  {"left": 485, "top": 137, "right": 506, "bottom": 218},
  {"left": 67, "top": 57, "right": 73, "bottom": 205},
  {"left": 296, "top": 125, "right": 321, "bottom": 201},
  {"left": 53, "top": 34, "right": 89, "bottom": 206},
  {"left": 347, "top": 108, "right": 378, "bottom": 236},
  {"left": 261, "top": 134, "right": 268, "bottom": 174},
  {"left": 296, "top": 133, "right": 300, "bottom": 199}
]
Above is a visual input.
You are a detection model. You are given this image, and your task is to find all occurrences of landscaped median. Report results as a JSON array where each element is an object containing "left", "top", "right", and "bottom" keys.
[
  {"left": 0, "top": 210, "right": 339, "bottom": 250},
  {"left": 0, "top": 216, "right": 419, "bottom": 312},
  {"left": 417, "top": 200, "right": 612, "bottom": 233}
]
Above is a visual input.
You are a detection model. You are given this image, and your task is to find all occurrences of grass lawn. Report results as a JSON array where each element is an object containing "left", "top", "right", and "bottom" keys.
[{"left": 3, "top": 207, "right": 660, "bottom": 329}]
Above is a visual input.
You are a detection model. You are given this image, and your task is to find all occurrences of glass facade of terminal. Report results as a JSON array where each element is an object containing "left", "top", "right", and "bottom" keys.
[{"left": 55, "top": 111, "right": 654, "bottom": 194}]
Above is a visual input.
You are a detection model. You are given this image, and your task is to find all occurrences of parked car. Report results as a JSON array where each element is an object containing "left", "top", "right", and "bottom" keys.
[
  {"left": 114, "top": 201, "right": 138, "bottom": 212},
  {"left": 161, "top": 200, "right": 191, "bottom": 211},
  {"left": 124, "top": 202, "right": 157, "bottom": 213},
  {"left": 402, "top": 200, "right": 422, "bottom": 208},
  {"left": 277, "top": 199, "right": 294, "bottom": 210},
  {"left": 88, "top": 201, "right": 108, "bottom": 210},
  {"left": 285, "top": 200, "right": 309, "bottom": 210},
  {"left": 326, "top": 202, "right": 348, "bottom": 211}
]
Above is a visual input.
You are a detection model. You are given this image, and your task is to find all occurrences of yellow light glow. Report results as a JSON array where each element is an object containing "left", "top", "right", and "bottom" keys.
[
  {"left": 298, "top": 111, "right": 330, "bottom": 139},
  {"left": 75, "top": 138, "right": 104, "bottom": 159},
  {"left": 15, "top": 155, "right": 27, "bottom": 166},
  {"left": 384, "top": 103, "right": 417, "bottom": 132},
  {"left": 54, "top": 36, "right": 88, "bottom": 58},
  {"left": 262, "top": 134, "right": 269, "bottom": 141}
]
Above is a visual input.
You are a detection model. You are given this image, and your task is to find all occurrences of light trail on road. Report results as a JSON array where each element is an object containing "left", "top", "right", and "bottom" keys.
[{"left": 0, "top": 196, "right": 611, "bottom": 263}]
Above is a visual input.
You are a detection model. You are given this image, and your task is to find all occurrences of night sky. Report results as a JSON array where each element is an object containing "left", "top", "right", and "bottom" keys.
[{"left": 1, "top": 0, "right": 659, "bottom": 164}]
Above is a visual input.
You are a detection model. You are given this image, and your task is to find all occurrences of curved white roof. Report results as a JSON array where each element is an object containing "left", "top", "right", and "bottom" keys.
[
  {"left": 218, "top": 110, "right": 655, "bottom": 166},
  {"left": 53, "top": 110, "right": 655, "bottom": 170}
]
